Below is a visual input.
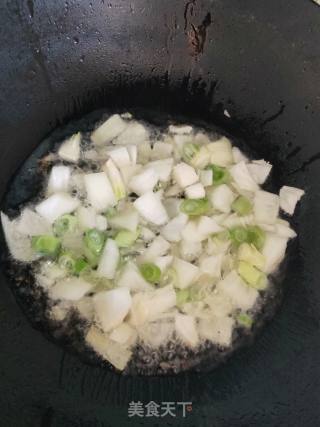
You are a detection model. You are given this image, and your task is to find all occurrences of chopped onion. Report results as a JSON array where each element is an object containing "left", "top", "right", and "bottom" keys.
[
  {"left": 209, "top": 184, "right": 236, "bottom": 213},
  {"left": 133, "top": 191, "right": 168, "bottom": 225},
  {"left": 199, "top": 316, "right": 234, "bottom": 346},
  {"left": 173, "top": 162, "right": 198, "bottom": 188},
  {"left": 205, "top": 292, "right": 233, "bottom": 317},
  {"left": 86, "top": 326, "right": 132, "bottom": 370},
  {"left": 207, "top": 137, "right": 233, "bottom": 166},
  {"left": 137, "top": 320, "right": 174, "bottom": 347},
  {"left": 91, "top": 114, "right": 127, "bottom": 145},
  {"left": 77, "top": 206, "right": 97, "bottom": 230},
  {"left": 154, "top": 255, "right": 173, "bottom": 272},
  {"left": 108, "top": 146, "right": 131, "bottom": 168},
  {"left": 262, "top": 232, "right": 288, "bottom": 273},
  {"left": 117, "top": 262, "right": 152, "bottom": 291},
  {"left": 160, "top": 213, "right": 188, "bottom": 242},
  {"left": 197, "top": 215, "right": 223, "bottom": 236},
  {"left": 84, "top": 172, "right": 116, "bottom": 212},
  {"left": 151, "top": 142, "right": 173, "bottom": 160},
  {"left": 275, "top": 222, "right": 296, "bottom": 239},
  {"left": 129, "top": 168, "right": 159, "bottom": 195},
  {"left": 120, "top": 164, "right": 142, "bottom": 185},
  {"left": 191, "top": 145, "right": 211, "bottom": 169},
  {"left": 97, "top": 239, "right": 119, "bottom": 279},
  {"left": 108, "top": 206, "right": 139, "bottom": 232},
  {"left": 162, "top": 198, "right": 181, "bottom": 218},
  {"left": 180, "top": 240, "right": 202, "bottom": 262},
  {"left": 199, "top": 254, "right": 223, "bottom": 278},
  {"left": 232, "top": 146, "right": 248, "bottom": 163},
  {"left": 200, "top": 169, "right": 213, "bottom": 187},
  {"left": 229, "top": 161, "right": 259, "bottom": 192},
  {"left": 49, "top": 277, "right": 93, "bottom": 301},
  {"left": 93, "top": 288, "right": 132, "bottom": 332},
  {"left": 254, "top": 190, "right": 280, "bottom": 224},
  {"left": 74, "top": 297, "right": 94, "bottom": 321},
  {"left": 279, "top": 185, "right": 305, "bottom": 215},
  {"left": 47, "top": 165, "right": 71, "bottom": 194},
  {"left": 96, "top": 215, "right": 108, "bottom": 231},
  {"left": 104, "top": 159, "right": 126, "bottom": 200},
  {"left": 175, "top": 313, "right": 199, "bottom": 347},
  {"left": 35, "top": 193, "right": 80, "bottom": 223},
  {"left": 147, "top": 159, "right": 174, "bottom": 182},
  {"left": 109, "top": 323, "right": 137, "bottom": 346},
  {"left": 247, "top": 159, "right": 272, "bottom": 184},
  {"left": 173, "top": 257, "right": 199, "bottom": 289},
  {"left": 114, "top": 121, "right": 149, "bottom": 145},
  {"left": 127, "top": 145, "right": 137, "bottom": 164},
  {"left": 216, "top": 270, "right": 258, "bottom": 311},
  {"left": 185, "top": 182, "right": 205, "bottom": 199},
  {"left": 140, "top": 235, "right": 170, "bottom": 262},
  {"left": 1, "top": 212, "right": 38, "bottom": 262},
  {"left": 16, "top": 208, "right": 52, "bottom": 236},
  {"left": 58, "top": 132, "right": 81, "bottom": 163},
  {"left": 137, "top": 143, "right": 152, "bottom": 164},
  {"left": 169, "top": 124, "right": 193, "bottom": 134},
  {"left": 139, "top": 226, "right": 155, "bottom": 242}
]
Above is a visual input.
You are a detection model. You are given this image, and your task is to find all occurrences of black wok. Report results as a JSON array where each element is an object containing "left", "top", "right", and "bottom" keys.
[{"left": 0, "top": 1, "right": 320, "bottom": 426}]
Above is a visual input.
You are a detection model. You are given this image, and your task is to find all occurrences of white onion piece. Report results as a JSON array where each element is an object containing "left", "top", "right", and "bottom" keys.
[
  {"left": 84, "top": 172, "right": 116, "bottom": 212},
  {"left": 262, "top": 233, "right": 288, "bottom": 273},
  {"left": 185, "top": 183, "right": 205, "bottom": 199},
  {"left": 139, "top": 226, "right": 155, "bottom": 242},
  {"left": 120, "top": 164, "right": 142, "bottom": 185},
  {"left": 151, "top": 142, "right": 173, "bottom": 160},
  {"left": 207, "top": 137, "right": 233, "bottom": 166},
  {"left": 209, "top": 184, "right": 236, "bottom": 213},
  {"left": 108, "top": 146, "right": 131, "bottom": 168},
  {"left": 96, "top": 215, "right": 108, "bottom": 231},
  {"left": 232, "top": 146, "right": 248, "bottom": 163},
  {"left": 16, "top": 208, "right": 52, "bottom": 236},
  {"left": 129, "top": 168, "right": 159, "bottom": 195},
  {"left": 247, "top": 159, "right": 272, "bottom": 184},
  {"left": 93, "top": 288, "right": 132, "bottom": 332},
  {"left": 179, "top": 240, "right": 202, "bottom": 262},
  {"left": 173, "top": 257, "right": 199, "bottom": 289},
  {"left": 229, "top": 161, "right": 259, "bottom": 192},
  {"left": 173, "top": 162, "right": 198, "bottom": 188},
  {"left": 58, "top": 132, "right": 81, "bottom": 163},
  {"left": 77, "top": 206, "right": 97, "bottom": 230},
  {"left": 137, "top": 143, "right": 152, "bottom": 164},
  {"left": 47, "top": 165, "right": 71, "bottom": 194},
  {"left": 49, "top": 278, "right": 93, "bottom": 301},
  {"left": 279, "top": 185, "right": 305, "bottom": 215},
  {"left": 175, "top": 314, "right": 199, "bottom": 347},
  {"left": 114, "top": 121, "right": 149, "bottom": 145},
  {"left": 147, "top": 159, "right": 174, "bottom": 182},
  {"left": 130, "top": 285, "right": 176, "bottom": 326},
  {"left": 199, "top": 316, "right": 234, "bottom": 346},
  {"left": 199, "top": 254, "right": 223, "bottom": 278},
  {"left": 275, "top": 222, "right": 296, "bottom": 239},
  {"left": 169, "top": 124, "right": 193, "bottom": 134},
  {"left": 104, "top": 159, "right": 126, "bottom": 200},
  {"left": 217, "top": 270, "right": 258, "bottom": 311},
  {"left": 1, "top": 212, "right": 37, "bottom": 262},
  {"left": 154, "top": 255, "right": 173, "bottom": 272},
  {"left": 197, "top": 216, "right": 223, "bottom": 236},
  {"left": 140, "top": 236, "right": 170, "bottom": 262},
  {"left": 75, "top": 297, "right": 94, "bottom": 321},
  {"left": 162, "top": 198, "right": 181, "bottom": 218},
  {"left": 109, "top": 323, "right": 137, "bottom": 346},
  {"left": 91, "top": 114, "right": 127, "bottom": 145},
  {"left": 127, "top": 145, "right": 137, "bottom": 164},
  {"left": 200, "top": 169, "right": 213, "bottom": 187},
  {"left": 133, "top": 191, "right": 168, "bottom": 225},
  {"left": 117, "top": 262, "right": 152, "bottom": 291},
  {"left": 97, "top": 239, "right": 119, "bottom": 279},
  {"left": 254, "top": 190, "right": 280, "bottom": 224},
  {"left": 86, "top": 326, "right": 132, "bottom": 370},
  {"left": 137, "top": 320, "right": 174, "bottom": 348},
  {"left": 160, "top": 213, "right": 188, "bottom": 242},
  {"left": 35, "top": 193, "right": 80, "bottom": 223},
  {"left": 205, "top": 292, "right": 233, "bottom": 317},
  {"left": 108, "top": 207, "right": 139, "bottom": 232}
]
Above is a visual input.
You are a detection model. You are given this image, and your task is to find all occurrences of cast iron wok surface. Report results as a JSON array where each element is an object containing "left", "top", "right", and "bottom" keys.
[{"left": 0, "top": 0, "right": 319, "bottom": 426}]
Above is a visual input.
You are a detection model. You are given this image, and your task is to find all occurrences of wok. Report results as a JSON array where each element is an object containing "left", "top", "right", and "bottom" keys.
[{"left": 0, "top": 0, "right": 320, "bottom": 426}]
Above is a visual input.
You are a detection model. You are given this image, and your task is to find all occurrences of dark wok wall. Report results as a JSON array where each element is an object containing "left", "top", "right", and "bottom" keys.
[{"left": 1, "top": 1, "right": 320, "bottom": 426}]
